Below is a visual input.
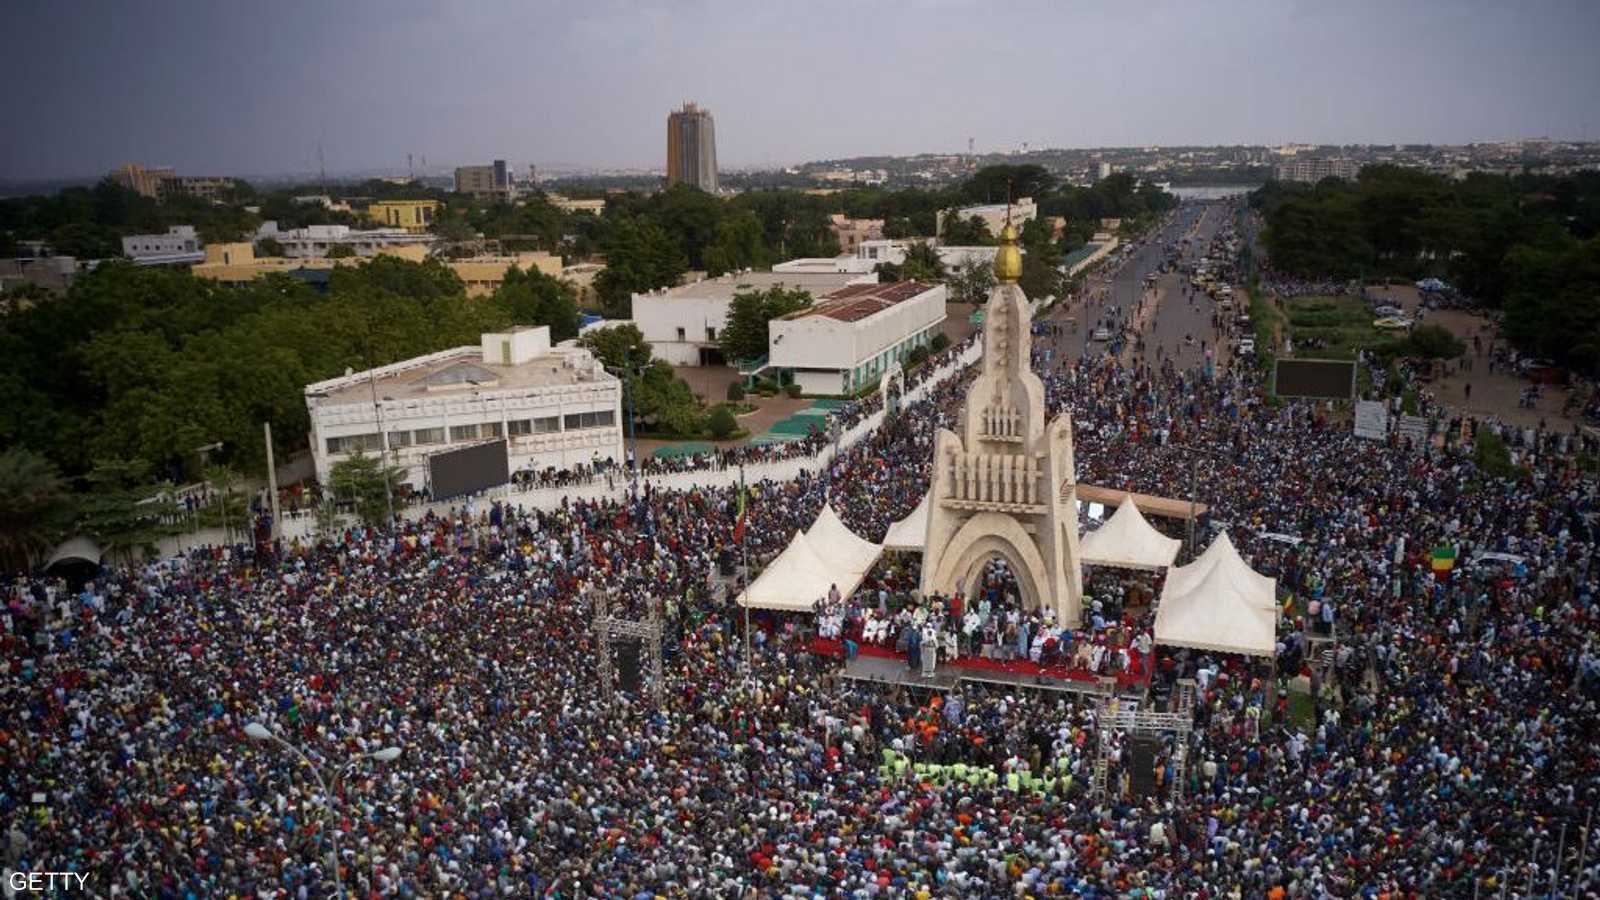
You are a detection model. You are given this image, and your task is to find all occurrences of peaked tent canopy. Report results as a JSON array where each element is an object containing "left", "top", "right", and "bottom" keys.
[
  {"left": 882, "top": 494, "right": 930, "bottom": 551},
  {"left": 737, "top": 530, "right": 837, "bottom": 611},
  {"left": 806, "top": 502, "right": 883, "bottom": 581},
  {"left": 1079, "top": 495, "right": 1181, "bottom": 570},
  {"left": 44, "top": 537, "right": 105, "bottom": 572},
  {"left": 1154, "top": 531, "right": 1278, "bottom": 657}
]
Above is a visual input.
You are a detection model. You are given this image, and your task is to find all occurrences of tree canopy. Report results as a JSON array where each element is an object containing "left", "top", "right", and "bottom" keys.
[{"left": 719, "top": 286, "right": 813, "bottom": 362}]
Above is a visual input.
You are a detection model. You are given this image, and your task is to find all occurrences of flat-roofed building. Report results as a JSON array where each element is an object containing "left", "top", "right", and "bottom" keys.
[
  {"left": 366, "top": 200, "right": 441, "bottom": 233},
  {"left": 273, "top": 224, "right": 434, "bottom": 258},
  {"left": 630, "top": 270, "right": 873, "bottom": 366},
  {"left": 304, "top": 326, "right": 623, "bottom": 491},
  {"left": 121, "top": 226, "right": 204, "bottom": 265},
  {"left": 192, "top": 242, "right": 559, "bottom": 296},
  {"left": 769, "top": 281, "right": 947, "bottom": 395},
  {"left": 937, "top": 196, "right": 1037, "bottom": 239},
  {"left": 455, "top": 160, "right": 514, "bottom": 202}
]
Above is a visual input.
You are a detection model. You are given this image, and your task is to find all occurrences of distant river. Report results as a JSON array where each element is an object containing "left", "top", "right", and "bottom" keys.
[{"left": 1168, "top": 185, "right": 1260, "bottom": 200}]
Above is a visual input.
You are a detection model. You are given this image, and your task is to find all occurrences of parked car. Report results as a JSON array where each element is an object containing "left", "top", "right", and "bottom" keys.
[{"left": 1372, "top": 304, "right": 1404, "bottom": 317}]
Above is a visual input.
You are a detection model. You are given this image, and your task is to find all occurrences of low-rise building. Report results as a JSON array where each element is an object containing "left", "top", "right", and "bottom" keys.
[
  {"left": 827, "top": 214, "right": 884, "bottom": 254},
  {"left": 937, "top": 196, "right": 1037, "bottom": 238},
  {"left": 1274, "top": 157, "right": 1362, "bottom": 183},
  {"left": 192, "top": 243, "right": 561, "bottom": 296},
  {"left": 121, "top": 226, "right": 204, "bottom": 265},
  {"left": 366, "top": 200, "right": 441, "bottom": 233},
  {"left": 772, "top": 240, "right": 999, "bottom": 276},
  {"left": 108, "top": 163, "right": 238, "bottom": 202},
  {"left": 547, "top": 193, "right": 606, "bottom": 215},
  {"left": 304, "top": 326, "right": 623, "bottom": 491},
  {"left": 272, "top": 224, "right": 434, "bottom": 258},
  {"left": 769, "top": 281, "right": 947, "bottom": 395},
  {"left": 631, "top": 270, "right": 873, "bottom": 366}
]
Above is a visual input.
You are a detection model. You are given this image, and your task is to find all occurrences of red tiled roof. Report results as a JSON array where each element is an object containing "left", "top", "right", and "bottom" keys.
[{"left": 789, "top": 281, "right": 937, "bottom": 322}]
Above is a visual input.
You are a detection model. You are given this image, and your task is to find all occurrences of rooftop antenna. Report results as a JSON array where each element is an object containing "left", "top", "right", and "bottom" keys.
[
  {"left": 318, "top": 141, "right": 326, "bottom": 190},
  {"left": 408, "top": 153, "right": 414, "bottom": 180}
]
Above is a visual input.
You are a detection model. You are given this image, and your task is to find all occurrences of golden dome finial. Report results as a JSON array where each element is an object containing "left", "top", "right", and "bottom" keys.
[{"left": 993, "top": 220, "right": 1021, "bottom": 283}]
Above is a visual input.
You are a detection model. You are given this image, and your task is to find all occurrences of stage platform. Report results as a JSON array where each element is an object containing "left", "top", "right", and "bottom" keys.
[{"left": 821, "top": 639, "right": 1151, "bottom": 698}]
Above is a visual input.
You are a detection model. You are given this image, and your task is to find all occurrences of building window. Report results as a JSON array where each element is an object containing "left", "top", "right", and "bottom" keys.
[
  {"left": 533, "top": 415, "right": 561, "bottom": 433},
  {"left": 563, "top": 410, "right": 616, "bottom": 430},
  {"left": 706, "top": 327, "right": 717, "bottom": 341},
  {"left": 482, "top": 422, "right": 503, "bottom": 438},
  {"left": 412, "top": 427, "right": 445, "bottom": 445},
  {"left": 449, "top": 424, "right": 480, "bottom": 442},
  {"left": 676, "top": 327, "right": 686, "bottom": 341},
  {"left": 326, "top": 433, "right": 381, "bottom": 455},
  {"left": 388, "top": 430, "right": 413, "bottom": 448},
  {"left": 507, "top": 419, "right": 532, "bottom": 436}
]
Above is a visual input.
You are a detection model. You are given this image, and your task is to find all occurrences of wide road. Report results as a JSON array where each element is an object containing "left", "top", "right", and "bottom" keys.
[{"left": 1132, "top": 202, "right": 1232, "bottom": 372}]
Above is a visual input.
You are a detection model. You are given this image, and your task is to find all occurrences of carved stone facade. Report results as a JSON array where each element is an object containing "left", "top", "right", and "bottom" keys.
[{"left": 919, "top": 271, "right": 1084, "bottom": 624}]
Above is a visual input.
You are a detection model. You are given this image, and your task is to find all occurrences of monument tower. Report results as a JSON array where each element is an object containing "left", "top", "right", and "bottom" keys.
[{"left": 919, "top": 221, "right": 1085, "bottom": 623}]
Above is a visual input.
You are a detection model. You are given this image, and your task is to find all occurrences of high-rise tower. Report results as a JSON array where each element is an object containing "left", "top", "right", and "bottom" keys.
[{"left": 666, "top": 102, "right": 719, "bottom": 193}]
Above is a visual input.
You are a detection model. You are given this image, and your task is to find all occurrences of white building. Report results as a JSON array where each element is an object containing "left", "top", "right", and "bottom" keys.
[
  {"left": 937, "top": 196, "right": 1037, "bottom": 238},
  {"left": 630, "top": 270, "right": 873, "bottom": 366},
  {"left": 304, "top": 326, "right": 623, "bottom": 492},
  {"left": 121, "top": 226, "right": 204, "bottom": 265},
  {"left": 270, "top": 224, "right": 435, "bottom": 258},
  {"left": 773, "top": 241, "right": 999, "bottom": 276},
  {"left": 769, "top": 281, "right": 947, "bottom": 395}
]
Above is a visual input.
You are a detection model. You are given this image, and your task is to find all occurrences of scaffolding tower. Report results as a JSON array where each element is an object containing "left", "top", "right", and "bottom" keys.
[
  {"left": 1091, "top": 678, "right": 1196, "bottom": 800},
  {"left": 590, "top": 586, "right": 666, "bottom": 710}
]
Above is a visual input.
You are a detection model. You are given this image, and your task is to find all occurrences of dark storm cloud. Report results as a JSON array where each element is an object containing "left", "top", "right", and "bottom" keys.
[{"left": 3, "top": 0, "right": 1597, "bottom": 179}]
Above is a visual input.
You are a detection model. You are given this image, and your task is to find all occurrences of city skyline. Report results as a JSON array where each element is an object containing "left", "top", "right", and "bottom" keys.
[{"left": 4, "top": 0, "right": 1599, "bottom": 180}]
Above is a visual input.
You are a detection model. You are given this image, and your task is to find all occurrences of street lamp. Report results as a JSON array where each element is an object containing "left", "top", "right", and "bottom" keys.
[
  {"left": 1172, "top": 443, "right": 1228, "bottom": 558},
  {"left": 244, "top": 722, "right": 403, "bottom": 899}
]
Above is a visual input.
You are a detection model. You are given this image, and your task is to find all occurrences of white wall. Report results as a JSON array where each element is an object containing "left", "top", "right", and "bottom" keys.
[
  {"left": 769, "top": 285, "right": 947, "bottom": 372},
  {"left": 631, "top": 293, "right": 731, "bottom": 364}
]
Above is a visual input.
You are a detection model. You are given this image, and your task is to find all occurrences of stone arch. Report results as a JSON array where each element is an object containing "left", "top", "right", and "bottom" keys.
[{"left": 926, "top": 512, "right": 1051, "bottom": 611}]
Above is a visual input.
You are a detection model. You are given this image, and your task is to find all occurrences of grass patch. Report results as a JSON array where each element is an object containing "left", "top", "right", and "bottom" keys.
[
  {"left": 1281, "top": 295, "right": 1387, "bottom": 360},
  {"left": 1285, "top": 691, "right": 1316, "bottom": 732}
]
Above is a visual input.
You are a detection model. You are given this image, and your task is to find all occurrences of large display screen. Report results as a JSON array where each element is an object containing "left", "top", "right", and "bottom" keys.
[
  {"left": 427, "top": 439, "right": 510, "bottom": 500},
  {"left": 1274, "top": 358, "right": 1356, "bottom": 400}
]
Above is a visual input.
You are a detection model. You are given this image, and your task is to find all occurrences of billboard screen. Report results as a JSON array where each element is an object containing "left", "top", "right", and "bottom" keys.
[
  {"left": 427, "top": 439, "right": 509, "bottom": 500},
  {"left": 1274, "top": 358, "right": 1356, "bottom": 400}
]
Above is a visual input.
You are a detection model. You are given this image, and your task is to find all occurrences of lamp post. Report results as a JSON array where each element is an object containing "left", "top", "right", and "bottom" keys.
[
  {"left": 244, "top": 722, "right": 402, "bottom": 899},
  {"left": 1173, "top": 443, "right": 1227, "bottom": 559},
  {"left": 604, "top": 351, "right": 643, "bottom": 490}
]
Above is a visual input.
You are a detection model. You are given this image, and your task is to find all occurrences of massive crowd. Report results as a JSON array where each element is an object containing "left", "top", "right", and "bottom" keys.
[{"left": 4, "top": 225, "right": 1600, "bottom": 897}]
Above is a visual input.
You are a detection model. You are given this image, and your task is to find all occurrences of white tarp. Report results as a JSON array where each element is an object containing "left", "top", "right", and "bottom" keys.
[
  {"left": 1154, "top": 531, "right": 1278, "bottom": 657},
  {"left": 882, "top": 494, "right": 930, "bottom": 551},
  {"left": 1079, "top": 495, "right": 1181, "bottom": 570},
  {"left": 1354, "top": 400, "right": 1388, "bottom": 440},
  {"left": 737, "top": 530, "right": 838, "bottom": 611},
  {"left": 806, "top": 501, "right": 884, "bottom": 581}
]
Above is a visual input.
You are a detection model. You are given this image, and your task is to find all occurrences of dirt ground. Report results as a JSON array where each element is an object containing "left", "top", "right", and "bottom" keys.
[{"left": 1366, "top": 284, "right": 1580, "bottom": 429}]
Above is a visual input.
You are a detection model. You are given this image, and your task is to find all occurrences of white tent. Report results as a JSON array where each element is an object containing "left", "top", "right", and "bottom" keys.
[
  {"left": 1154, "top": 531, "right": 1278, "bottom": 657},
  {"left": 1079, "top": 495, "right": 1181, "bottom": 570},
  {"left": 1163, "top": 532, "right": 1276, "bottom": 610},
  {"left": 806, "top": 502, "right": 883, "bottom": 580},
  {"left": 882, "top": 494, "right": 930, "bottom": 551},
  {"left": 737, "top": 530, "right": 837, "bottom": 611},
  {"left": 44, "top": 537, "right": 104, "bottom": 571}
]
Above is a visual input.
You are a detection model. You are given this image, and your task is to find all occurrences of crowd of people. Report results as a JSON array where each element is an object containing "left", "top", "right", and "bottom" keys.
[{"left": 4, "top": 209, "right": 1599, "bottom": 896}]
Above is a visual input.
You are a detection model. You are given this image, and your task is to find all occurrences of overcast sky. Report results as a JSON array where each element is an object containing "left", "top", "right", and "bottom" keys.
[{"left": 4, "top": 0, "right": 1598, "bottom": 179}]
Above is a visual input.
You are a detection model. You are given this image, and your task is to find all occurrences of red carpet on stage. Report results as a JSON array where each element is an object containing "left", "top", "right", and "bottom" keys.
[{"left": 809, "top": 637, "right": 1149, "bottom": 688}]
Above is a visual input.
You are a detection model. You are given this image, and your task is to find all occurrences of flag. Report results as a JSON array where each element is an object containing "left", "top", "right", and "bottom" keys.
[
  {"left": 1430, "top": 544, "right": 1456, "bottom": 574},
  {"left": 732, "top": 480, "right": 749, "bottom": 544}
]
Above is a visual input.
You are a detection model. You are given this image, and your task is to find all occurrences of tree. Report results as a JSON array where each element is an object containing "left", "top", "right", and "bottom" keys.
[
  {"left": 73, "top": 459, "right": 181, "bottom": 564},
  {"left": 940, "top": 214, "right": 995, "bottom": 246},
  {"left": 1402, "top": 324, "right": 1466, "bottom": 360},
  {"left": 577, "top": 322, "right": 653, "bottom": 371},
  {"left": 326, "top": 243, "right": 357, "bottom": 258},
  {"left": 328, "top": 453, "right": 404, "bottom": 526},
  {"left": 960, "top": 165, "right": 1057, "bottom": 205},
  {"left": 719, "top": 286, "right": 812, "bottom": 362},
  {"left": 948, "top": 258, "right": 996, "bottom": 304},
  {"left": 594, "top": 219, "right": 687, "bottom": 318},
  {"left": 704, "top": 211, "right": 771, "bottom": 276},
  {"left": 493, "top": 265, "right": 581, "bottom": 341},
  {"left": 706, "top": 405, "right": 738, "bottom": 440},
  {"left": 632, "top": 360, "right": 703, "bottom": 436},
  {"left": 255, "top": 237, "right": 285, "bottom": 257},
  {"left": 899, "top": 242, "right": 945, "bottom": 282},
  {"left": 0, "top": 448, "right": 70, "bottom": 572}
]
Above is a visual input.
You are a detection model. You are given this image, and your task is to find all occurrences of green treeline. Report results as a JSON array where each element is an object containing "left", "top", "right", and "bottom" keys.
[{"left": 1252, "top": 166, "right": 1600, "bottom": 371}]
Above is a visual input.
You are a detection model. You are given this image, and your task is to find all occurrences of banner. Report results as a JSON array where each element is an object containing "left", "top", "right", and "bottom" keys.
[
  {"left": 1396, "top": 415, "right": 1429, "bottom": 447},
  {"left": 1354, "top": 400, "right": 1389, "bottom": 440}
]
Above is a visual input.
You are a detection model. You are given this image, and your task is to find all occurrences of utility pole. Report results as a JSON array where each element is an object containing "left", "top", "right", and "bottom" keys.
[{"left": 364, "top": 340, "right": 395, "bottom": 525}]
